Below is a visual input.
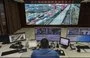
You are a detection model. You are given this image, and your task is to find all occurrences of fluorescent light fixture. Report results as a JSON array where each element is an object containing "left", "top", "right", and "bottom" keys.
[
  {"left": 82, "top": 0, "right": 90, "bottom": 2},
  {"left": 14, "top": 0, "right": 24, "bottom": 3}
]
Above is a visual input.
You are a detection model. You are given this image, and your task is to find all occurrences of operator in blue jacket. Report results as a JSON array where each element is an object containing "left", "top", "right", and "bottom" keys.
[{"left": 31, "top": 38, "right": 60, "bottom": 58}]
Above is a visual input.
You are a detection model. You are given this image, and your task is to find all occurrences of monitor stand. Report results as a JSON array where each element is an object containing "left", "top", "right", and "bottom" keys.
[{"left": 61, "top": 45, "right": 68, "bottom": 49}]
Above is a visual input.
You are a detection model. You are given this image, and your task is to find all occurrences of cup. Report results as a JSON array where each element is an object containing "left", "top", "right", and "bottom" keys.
[{"left": 0, "top": 42, "right": 2, "bottom": 48}]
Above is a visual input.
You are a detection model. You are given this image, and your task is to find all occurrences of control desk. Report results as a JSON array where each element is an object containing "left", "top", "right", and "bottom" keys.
[{"left": 1, "top": 41, "right": 90, "bottom": 58}]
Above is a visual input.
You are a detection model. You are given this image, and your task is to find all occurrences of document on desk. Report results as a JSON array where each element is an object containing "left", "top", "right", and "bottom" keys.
[
  {"left": 80, "top": 49, "right": 86, "bottom": 52},
  {"left": 28, "top": 41, "right": 37, "bottom": 48}
]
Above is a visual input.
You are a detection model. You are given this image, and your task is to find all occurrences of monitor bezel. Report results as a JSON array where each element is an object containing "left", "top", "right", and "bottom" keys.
[
  {"left": 59, "top": 37, "right": 70, "bottom": 47},
  {"left": 9, "top": 32, "right": 26, "bottom": 43},
  {"left": 24, "top": 3, "right": 81, "bottom": 26},
  {"left": 35, "top": 27, "right": 61, "bottom": 42}
]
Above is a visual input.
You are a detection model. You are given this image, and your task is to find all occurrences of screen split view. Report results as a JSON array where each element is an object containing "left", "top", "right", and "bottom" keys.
[
  {"left": 35, "top": 27, "right": 90, "bottom": 42},
  {"left": 25, "top": 4, "right": 80, "bottom": 25},
  {"left": 2, "top": 27, "right": 90, "bottom": 46}
]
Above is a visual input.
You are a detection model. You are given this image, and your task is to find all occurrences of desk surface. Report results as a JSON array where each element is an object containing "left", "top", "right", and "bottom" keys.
[
  {"left": 0, "top": 41, "right": 90, "bottom": 58},
  {"left": 0, "top": 44, "right": 22, "bottom": 57}
]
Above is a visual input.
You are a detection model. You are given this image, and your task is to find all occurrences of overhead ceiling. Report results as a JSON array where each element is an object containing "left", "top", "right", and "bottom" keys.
[{"left": 24, "top": 0, "right": 83, "bottom": 3}]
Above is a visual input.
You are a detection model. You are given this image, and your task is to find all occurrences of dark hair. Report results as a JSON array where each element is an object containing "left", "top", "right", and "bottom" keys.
[{"left": 40, "top": 38, "right": 49, "bottom": 48}]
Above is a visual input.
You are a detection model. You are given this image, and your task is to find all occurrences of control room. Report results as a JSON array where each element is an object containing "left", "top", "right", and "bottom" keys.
[{"left": 0, "top": 0, "right": 90, "bottom": 58}]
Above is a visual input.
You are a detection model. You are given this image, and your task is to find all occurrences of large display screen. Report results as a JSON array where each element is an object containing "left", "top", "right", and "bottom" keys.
[
  {"left": 77, "top": 35, "right": 90, "bottom": 42},
  {"left": 67, "top": 28, "right": 90, "bottom": 42},
  {"left": 35, "top": 27, "right": 61, "bottom": 41},
  {"left": 25, "top": 4, "right": 80, "bottom": 25}
]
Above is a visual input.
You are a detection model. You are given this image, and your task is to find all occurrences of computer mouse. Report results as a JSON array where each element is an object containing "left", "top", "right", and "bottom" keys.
[{"left": 60, "top": 50, "right": 63, "bottom": 54}]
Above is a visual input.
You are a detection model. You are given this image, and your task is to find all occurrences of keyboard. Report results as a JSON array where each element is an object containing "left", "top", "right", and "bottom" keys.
[
  {"left": 1, "top": 50, "right": 18, "bottom": 56},
  {"left": 1, "top": 49, "right": 27, "bottom": 56},
  {"left": 76, "top": 45, "right": 90, "bottom": 49}
]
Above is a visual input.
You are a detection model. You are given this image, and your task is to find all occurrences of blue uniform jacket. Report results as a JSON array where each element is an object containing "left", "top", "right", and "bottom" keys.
[{"left": 31, "top": 49, "right": 60, "bottom": 58}]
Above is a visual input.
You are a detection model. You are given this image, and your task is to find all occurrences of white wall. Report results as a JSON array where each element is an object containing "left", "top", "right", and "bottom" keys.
[
  {"left": 15, "top": 28, "right": 35, "bottom": 40},
  {"left": 61, "top": 28, "right": 68, "bottom": 38}
]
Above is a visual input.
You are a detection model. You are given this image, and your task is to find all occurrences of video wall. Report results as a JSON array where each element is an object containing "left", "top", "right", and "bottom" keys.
[
  {"left": 25, "top": 4, "right": 80, "bottom": 25},
  {"left": 35, "top": 27, "right": 61, "bottom": 41},
  {"left": 67, "top": 28, "right": 90, "bottom": 42}
]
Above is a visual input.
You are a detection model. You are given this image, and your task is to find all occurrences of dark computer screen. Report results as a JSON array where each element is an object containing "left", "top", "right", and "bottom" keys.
[{"left": 0, "top": 35, "right": 10, "bottom": 44}]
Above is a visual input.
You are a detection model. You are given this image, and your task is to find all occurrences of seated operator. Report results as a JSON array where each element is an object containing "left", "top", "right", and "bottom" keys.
[{"left": 31, "top": 38, "right": 60, "bottom": 58}]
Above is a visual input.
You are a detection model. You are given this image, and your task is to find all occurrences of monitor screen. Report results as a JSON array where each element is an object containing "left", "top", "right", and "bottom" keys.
[
  {"left": 60, "top": 38, "right": 70, "bottom": 46},
  {"left": 25, "top": 4, "right": 80, "bottom": 25},
  {"left": 9, "top": 32, "right": 26, "bottom": 43},
  {"left": 67, "top": 28, "right": 90, "bottom": 42},
  {"left": 35, "top": 27, "right": 61, "bottom": 41},
  {"left": 0, "top": 35, "right": 10, "bottom": 44},
  {"left": 77, "top": 35, "right": 90, "bottom": 42}
]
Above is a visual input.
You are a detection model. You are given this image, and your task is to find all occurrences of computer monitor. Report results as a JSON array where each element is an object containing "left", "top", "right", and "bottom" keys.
[
  {"left": 0, "top": 35, "right": 10, "bottom": 44},
  {"left": 60, "top": 37, "right": 70, "bottom": 49},
  {"left": 9, "top": 32, "right": 26, "bottom": 43},
  {"left": 67, "top": 27, "right": 90, "bottom": 42},
  {"left": 76, "top": 35, "right": 90, "bottom": 42},
  {"left": 35, "top": 27, "right": 61, "bottom": 42}
]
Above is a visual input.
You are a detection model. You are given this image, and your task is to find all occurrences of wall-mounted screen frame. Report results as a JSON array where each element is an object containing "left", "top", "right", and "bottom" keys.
[{"left": 24, "top": 3, "right": 81, "bottom": 26}]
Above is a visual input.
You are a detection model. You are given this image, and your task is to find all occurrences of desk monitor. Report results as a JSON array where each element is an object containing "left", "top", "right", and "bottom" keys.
[
  {"left": 0, "top": 35, "right": 10, "bottom": 44},
  {"left": 9, "top": 32, "right": 26, "bottom": 43},
  {"left": 67, "top": 27, "right": 90, "bottom": 42},
  {"left": 76, "top": 35, "right": 90, "bottom": 42},
  {"left": 35, "top": 27, "right": 61, "bottom": 42},
  {"left": 67, "top": 35, "right": 90, "bottom": 42},
  {"left": 60, "top": 37, "right": 70, "bottom": 49}
]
